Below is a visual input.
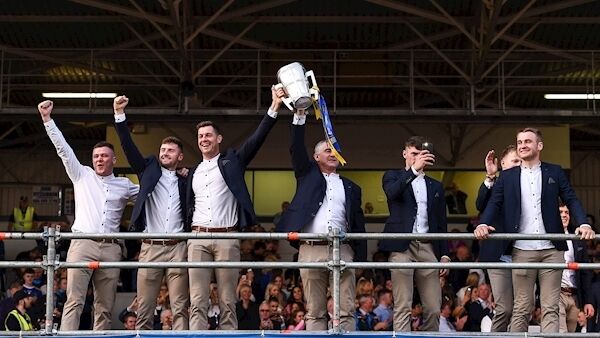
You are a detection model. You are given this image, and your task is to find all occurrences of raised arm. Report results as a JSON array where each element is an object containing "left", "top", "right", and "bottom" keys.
[
  {"left": 113, "top": 95, "right": 147, "bottom": 175},
  {"left": 382, "top": 169, "right": 415, "bottom": 201},
  {"left": 38, "top": 100, "right": 84, "bottom": 182},
  {"left": 236, "top": 86, "right": 284, "bottom": 167}
]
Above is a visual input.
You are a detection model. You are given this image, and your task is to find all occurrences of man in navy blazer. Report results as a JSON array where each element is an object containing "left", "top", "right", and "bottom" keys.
[
  {"left": 184, "top": 87, "right": 283, "bottom": 330},
  {"left": 276, "top": 110, "right": 366, "bottom": 332},
  {"left": 113, "top": 96, "right": 189, "bottom": 330},
  {"left": 475, "top": 145, "right": 521, "bottom": 332},
  {"left": 476, "top": 127, "right": 595, "bottom": 332},
  {"left": 559, "top": 204, "right": 594, "bottom": 332},
  {"left": 379, "top": 136, "right": 449, "bottom": 332}
]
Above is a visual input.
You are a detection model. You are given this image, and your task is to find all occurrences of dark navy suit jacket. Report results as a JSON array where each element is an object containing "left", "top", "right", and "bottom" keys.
[
  {"left": 115, "top": 119, "right": 187, "bottom": 232},
  {"left": 479, "top": 162, "right": 587, "bottom": 251},
  {"left": 378, "top": 168, "right": 448, "bottom": 259},
  {"left": 568, "top": 232, "right": 593, "bottom": 306},
  {"left": 476, "top": 182, "right": 512, "bottom": 262},
  {"left": 184, "top": 113, "right": 277, "bottom": 230},
  {"left": 275, "top": 124, "right": 367, "bottom": 262}
]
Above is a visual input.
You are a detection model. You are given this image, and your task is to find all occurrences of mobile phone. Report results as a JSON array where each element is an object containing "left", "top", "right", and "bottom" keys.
[{"left": 421, "top": 141, "right": 434, "bottom": 153}]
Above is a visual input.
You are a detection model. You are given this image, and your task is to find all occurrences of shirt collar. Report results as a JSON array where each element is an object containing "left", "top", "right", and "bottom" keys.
[
  {"left": 98, "top": 173, "right": 115, "bottom": 180},
  {"left": 322, "top": 172, "right": 340, "bottom": 178},
  {"left": 203, "top": 153, "right": 220, "bottom": 163},
  {"left": 161, "top": 166, "right": 176, "bottom": 176},
  {"left": 521, "top": 161, "right": 541, "bottom": 170}
]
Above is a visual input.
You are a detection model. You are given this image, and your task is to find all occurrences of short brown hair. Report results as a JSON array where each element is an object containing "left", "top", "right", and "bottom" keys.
[
  {"left": 500, "top": 144, "right": 517, "bottom": 161},
  {"left": 405, "top": 136, "right": 426, "bottom": 149},
  {"left": 93, "top": 141, "right": 114, "bottom": 151},
  {"left": 196, "top": 121, "right": 220, "bottom": 135},
  {"left": 518, "top": 127, "right": 543, "bottom": 142},
  {"left": 161, "top": 136, "right": 183, "bottom": 152}
]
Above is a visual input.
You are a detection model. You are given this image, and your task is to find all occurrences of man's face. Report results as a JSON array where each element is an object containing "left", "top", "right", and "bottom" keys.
[
  {"left": 259, "top": 305, "right": 271, "bottom": 320},
  {"left": 124, "top": 316, "right": 136, "bottom": 330},
  {"left": 380, "top": 292, "right": 392, "bottom": 306},
  {"left": 360, "top": 297, "right": 374, "bottom": 312},
  {"left": 560, "top": 205, "right": 570, "bottom": 229},
  {"left": 500, "top": 150, "right": 521, "bottom": 170},
  {"left": 269, "top": 301, "right": 279, "bottom": 314},
  {"left": 197, "top": 126, "right": 222, "bottom": 157},
  {"left": 441, "top": 304, "right": 451, "bottom": 317},
  {"left": 403, "top": 146, "right": 420, "bottom": 169},
  {"left": 23, "top": 273, "right": 34, "bottom": 285},
  {"left": 314, "top": 142, "right": 339, "bottom": 172},
  {"left": 92, "top": 146, "right": 116, "bottom": 176},
  {"left": 517, "top": 131, "right": 542, "bottom": 161},
  {"left": 158, "top": 142, "right": 183, "bottom": 169}
]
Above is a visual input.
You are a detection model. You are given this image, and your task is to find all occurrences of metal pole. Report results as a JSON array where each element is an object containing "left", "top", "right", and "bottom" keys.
[
  {"left": 0, "top": 50, "right": 4, "bottom": 110},
  {"left": 330, "top": 227, "right": 341, "bottom": 334},
  {"left": 44, "top": 226, "right": 56, "bottom": 335},
  {"left": 256, "top": 50, "right": 261, "bottom": 113},
  {"left": 333, "top": 51, "right": 337, "bottom": 113},
  {"left": 410, "top": 50, "right": 415, "bottom": 113}
]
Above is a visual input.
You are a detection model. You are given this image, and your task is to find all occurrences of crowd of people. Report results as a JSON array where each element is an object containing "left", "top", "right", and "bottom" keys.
[{"left": 2, "top": 89, "right": 597, "bottom": 333}]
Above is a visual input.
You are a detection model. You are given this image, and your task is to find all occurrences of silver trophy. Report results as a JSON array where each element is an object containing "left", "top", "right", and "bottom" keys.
[{"left": 275, "top": 62, "right": 319, "bottom": 111}]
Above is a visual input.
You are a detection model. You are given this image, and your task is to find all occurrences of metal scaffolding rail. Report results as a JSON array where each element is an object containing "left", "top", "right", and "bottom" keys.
[{"left": 5, "top": 226, "right": 600, "bottom": 336}]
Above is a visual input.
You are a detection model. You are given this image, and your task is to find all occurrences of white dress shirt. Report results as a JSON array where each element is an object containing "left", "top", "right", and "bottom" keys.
[
  {"left": 303, "top": 173, "right": 347, "bottom": 234},
  {"left": 145, "top": 167, "right": 183, "bottom": 233},
  {"left": 410, "top": 168, "right": 429, "bottom": 234},
  {"left": 515, "top": 163, "right": 554, "bottom": 250},
  {"left": 192, "top": 153, "right": 238, "bottom": 228},
  {"left": 561, "top": 229, "right": 577, "bottom": 288},
  {"left": 44, "top": 119, "right": 139, "bottom": 233}
]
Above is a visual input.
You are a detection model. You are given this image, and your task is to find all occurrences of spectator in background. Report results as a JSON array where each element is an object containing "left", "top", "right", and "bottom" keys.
[
  {"left": 268, "top": 296, "right": 285, "bottom": 330},
  {"left": 258, "top": 301, "right": 273, "bottom": 330},
  {"left": 465, "top": 283, "right": 493, "bottom": 331},
  {"left": 4, "top": 290, "right": 34, "bottom": 331},
  {"left": 236, "top": 284, "right": 259, "bottom": 330},
  {"left": 439, "top": 302, "right": 455, "bottom": 332},
  {"left": 8, "top": 196, "right": 38, "bottom": 232},
  {"left": 273, "top": 201, "right": 289, "bottom": 227},
  {"left": 122, "top": 312, "right": 137, "bottom": 330},
  {"left": 286, "top": 309, "right": 306, "bottom": 330},
  {"left": 373, "top": 289, "right": 393, "bottom": 330},
  {"left": 364, "top": 202, "right": 374, "bottom": 214},
  {"left": 160, "top": 309, "right": 173, "bottom": 330},
  {"left": 0, "top": 282, "right": 22, "bottom": 326},
  {"left": 356, "top": 294, "right": 385, "bottom": 331},
  {"left": 21, "top": 269, "right": 42, "bottom": 301}
]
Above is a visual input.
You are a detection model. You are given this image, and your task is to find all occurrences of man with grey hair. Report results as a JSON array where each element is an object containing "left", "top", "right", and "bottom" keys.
[{"left": 276, "top": 110, "right": 366, "bottom": 332}]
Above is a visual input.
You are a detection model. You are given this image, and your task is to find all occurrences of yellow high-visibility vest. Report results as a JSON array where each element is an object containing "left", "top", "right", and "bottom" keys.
[
  {"left": 4, "top": 309, "right": 33, "bottom": 331},
  {"left": 12, "top": 206, "right": 34, "bottom": 231}
]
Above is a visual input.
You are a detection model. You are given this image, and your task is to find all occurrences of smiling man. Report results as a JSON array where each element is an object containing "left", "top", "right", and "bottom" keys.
[
  {"left": 184, "top": 87, "right": 284, "bottom": 330},
  {"left": 113, "top": 96, "right": 189, "bottom": 330},
  {"left": 38, "top": 100, "right": 139, "bottom": 331},
  {"left": 476, "top": 127, "right": 595, "bottom": 333}
]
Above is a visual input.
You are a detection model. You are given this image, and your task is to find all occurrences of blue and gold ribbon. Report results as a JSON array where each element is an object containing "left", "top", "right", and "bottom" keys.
[{"left": 312, "top": 89, "right": 347, "bottom": 166}]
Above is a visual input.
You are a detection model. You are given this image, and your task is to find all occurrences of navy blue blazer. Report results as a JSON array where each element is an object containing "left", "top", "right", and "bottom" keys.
[
  {"left": 475, "top": 182, "right": 512, "bottom": 262},
  {"left": 378, "top": 169, "right": 448, "bottom": 259},
  {"left": 184, "top": 113, "right": 277, "bottom": 230},
  {"left": 479, "top": 162, "right": 588, "bottom": 251},
  {"left": 275, "top": 124, "right": 367, "bottom": 262},
  {"left": 115, "top": 119, "right": 187, "bottom": 232}
]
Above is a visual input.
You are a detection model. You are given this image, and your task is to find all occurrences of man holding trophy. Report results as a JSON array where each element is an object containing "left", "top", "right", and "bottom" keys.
[{"left": 275, "top": 62, "right": 366, "bottom": 332}]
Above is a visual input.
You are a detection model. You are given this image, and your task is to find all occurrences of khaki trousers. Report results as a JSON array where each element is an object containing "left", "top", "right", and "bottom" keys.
[
  {"left": 136, "top": 241, "right": 189, "bottom": 330},
  {"left": 559, "top": 290, "right": 579, "bottom": 332},
  {"left": 488, "top": 268, "right": 513, "bottom": 332},
  {"left": 61, "top": 239, "right": 121, "bottom": 330},
  {"left": 389, "top": 241, "right": 441, "bottom": 332},
  {"left": 188, "top": 238, "right": 239, "bottom": 330},
  {"left": 299, "top": 243, "right": 356, "bottom": 332},
  {"left": 510, "top": 248, "right": 563, "bottom": 333}
]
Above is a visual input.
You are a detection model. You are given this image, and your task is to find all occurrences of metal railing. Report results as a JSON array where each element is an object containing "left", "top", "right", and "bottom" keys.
[{"left": 5, "top": 226, "right": 600, "bottom": 336}]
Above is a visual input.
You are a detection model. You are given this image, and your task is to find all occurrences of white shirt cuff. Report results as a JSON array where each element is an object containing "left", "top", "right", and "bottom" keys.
[
  {"left": 267, "top": 108, "right": 278, "bottom": 119},
  {"left": 114, "top": 113, "right": 126, "bottom": 123},
  {"left": 580, "top": 224, "right": 592, "bottom": 228},
  {"left": 484, "top": 179, "right": 495, "bottom": 189},
  {"left": 292, "top": 114, "right": 306, "bottom": 125}
]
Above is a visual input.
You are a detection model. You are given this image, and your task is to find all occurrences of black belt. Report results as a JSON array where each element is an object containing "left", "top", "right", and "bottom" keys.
[
  {"left": 561, "top": 287, "right": 577, "bottom": 294},
  {"left": 192, "top": 226, "right": 238, "bottom": 232},
  {"left": 142, "top": 239, "right": 183, "bottom": 246},
  {"left": 89, "top": 238, "right": 118, "bottom": 244}
]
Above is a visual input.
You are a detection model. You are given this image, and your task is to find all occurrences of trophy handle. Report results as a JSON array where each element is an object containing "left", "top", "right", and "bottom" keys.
[
  {"left": 305, "top": 70, "right": 319, "bottom": 101},
  {"left": 274, "top": 83, "right": 294, "bottom": 111}
]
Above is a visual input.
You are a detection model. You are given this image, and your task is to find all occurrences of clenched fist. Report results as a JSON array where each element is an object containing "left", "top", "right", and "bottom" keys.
[
  {"left": 38, "top": 100, "right": 54, "bottom": 123},
  {"left": 113, "top": 95, "right": 129, "bottom": 114}
]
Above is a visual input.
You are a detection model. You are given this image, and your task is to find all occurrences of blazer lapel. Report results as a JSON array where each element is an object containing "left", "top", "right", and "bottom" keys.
[
  {"left": 515, "top": 166, "right": 522, "bottom": 211},
  {"left": 541, "top": 162, "right": 548, "bottom": 198},
  {"left": 341, "top": 177, "right": 352, "bottom": 222},
  {"left": 426, "top": 176, "right": 435, "bottom": 212}
]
